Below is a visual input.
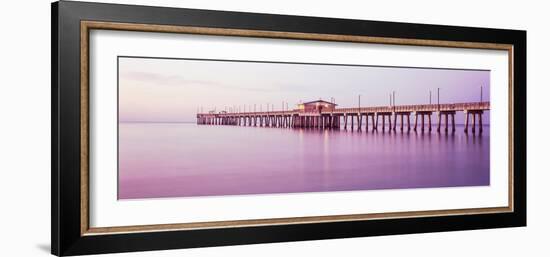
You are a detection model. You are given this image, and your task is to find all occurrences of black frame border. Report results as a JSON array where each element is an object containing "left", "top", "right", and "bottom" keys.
[{"left": 52, "top": 1, "right": 526, "bottom": 256}]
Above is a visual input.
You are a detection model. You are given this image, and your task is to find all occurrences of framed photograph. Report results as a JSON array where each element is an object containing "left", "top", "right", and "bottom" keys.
[{"left": 52, "top": 1, "right": 526, "bottom": 256}]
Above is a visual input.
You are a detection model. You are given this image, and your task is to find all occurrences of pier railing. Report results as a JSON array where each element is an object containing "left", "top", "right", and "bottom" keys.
[
  {"left": 196, "top": 101, "right": 489, "bottom": 133},
  {"left": 198, "top": 102, "right": 490, "bottom": 117}
]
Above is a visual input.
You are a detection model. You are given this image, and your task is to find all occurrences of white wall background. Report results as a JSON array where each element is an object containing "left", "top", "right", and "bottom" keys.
[{"left": 0, "top": 0, "right": 547, "bottom": 256}]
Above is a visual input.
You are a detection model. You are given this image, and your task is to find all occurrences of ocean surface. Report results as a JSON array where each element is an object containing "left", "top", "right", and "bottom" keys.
[{"left": 118, "top": 122, "right": 490, "bottom": 199}]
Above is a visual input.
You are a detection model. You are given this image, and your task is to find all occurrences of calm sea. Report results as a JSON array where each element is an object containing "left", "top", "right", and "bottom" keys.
[{"left": 118, "top": 122, "right": 490, "bottom": 199}]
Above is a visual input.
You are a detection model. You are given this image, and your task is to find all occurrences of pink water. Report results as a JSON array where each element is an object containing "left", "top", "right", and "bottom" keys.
[{"left": 118, "top": 123, "right": 489, "bottom": 199}]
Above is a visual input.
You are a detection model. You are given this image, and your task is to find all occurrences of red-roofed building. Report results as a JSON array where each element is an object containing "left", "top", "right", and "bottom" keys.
[{"left": 297, "top": 100, "right": 337, "bottom": 113}]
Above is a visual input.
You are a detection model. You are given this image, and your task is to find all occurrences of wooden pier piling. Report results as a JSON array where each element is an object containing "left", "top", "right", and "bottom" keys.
[{"left": 196, "top": 101, "right": 489, "bottom": 134}]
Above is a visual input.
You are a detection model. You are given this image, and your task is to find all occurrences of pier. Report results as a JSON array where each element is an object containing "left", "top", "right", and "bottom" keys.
[{"left": 197, "top": 100, "right": 490, "bottom": 133}]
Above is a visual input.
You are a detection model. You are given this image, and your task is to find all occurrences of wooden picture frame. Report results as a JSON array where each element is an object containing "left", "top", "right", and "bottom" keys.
[{"left": 52, "top": 1, "right": 526, "bottom": 256}]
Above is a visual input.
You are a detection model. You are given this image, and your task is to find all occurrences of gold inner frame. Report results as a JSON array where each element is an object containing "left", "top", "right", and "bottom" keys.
[{"left": 80, "top": 20, "right": 514, "bottom": 236}]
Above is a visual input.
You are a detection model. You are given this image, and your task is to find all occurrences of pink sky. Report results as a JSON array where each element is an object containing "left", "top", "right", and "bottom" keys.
[{"left": 118, "top": 57, "right": 490, "bottom": 123}]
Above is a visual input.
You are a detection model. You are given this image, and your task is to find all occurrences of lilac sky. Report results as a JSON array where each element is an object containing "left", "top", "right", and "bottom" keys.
[{"left": 118, "top": 57, "right": 490, "bottom": 123}]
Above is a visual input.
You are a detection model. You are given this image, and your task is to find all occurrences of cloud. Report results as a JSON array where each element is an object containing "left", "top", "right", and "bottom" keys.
[
  {"left": 120, "top": 70, "right": 279, "bottom": 92},
  {"left": 120, "top": 71, "right": 220, "bottom": 87}
]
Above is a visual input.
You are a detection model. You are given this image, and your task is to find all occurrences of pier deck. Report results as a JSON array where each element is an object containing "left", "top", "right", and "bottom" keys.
[{"left": 197, "top": 102, "right": 489, "bottom": 133}]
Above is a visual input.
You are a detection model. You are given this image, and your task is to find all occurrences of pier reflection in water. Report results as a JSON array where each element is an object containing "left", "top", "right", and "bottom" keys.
[{"left": 118, "top": 123, "right": 489, "bottom": 200}]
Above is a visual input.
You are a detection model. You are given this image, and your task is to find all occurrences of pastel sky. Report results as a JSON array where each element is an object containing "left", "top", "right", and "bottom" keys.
[{"left": 119, "top": 57, "right": 490, "bottom": 123}]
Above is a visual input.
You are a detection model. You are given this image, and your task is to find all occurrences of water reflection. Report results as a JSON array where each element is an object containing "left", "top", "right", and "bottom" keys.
[{"left": 118, "top": 123, "right": 490, "bottom": 199}]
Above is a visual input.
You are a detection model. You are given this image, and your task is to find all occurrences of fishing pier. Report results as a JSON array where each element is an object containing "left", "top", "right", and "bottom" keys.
[{"left": 196, "top": 100, "right": 490, "bottom": 133}]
